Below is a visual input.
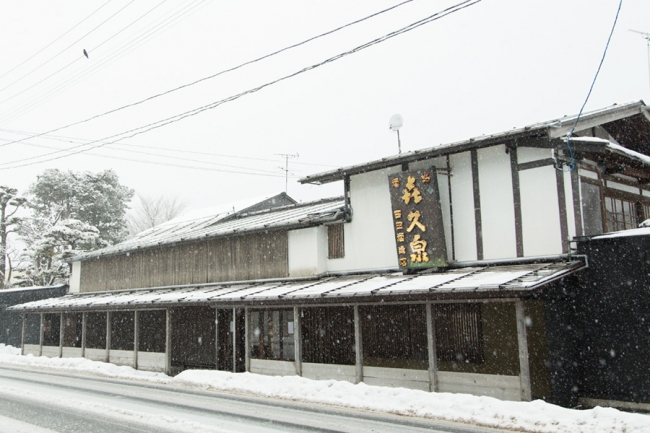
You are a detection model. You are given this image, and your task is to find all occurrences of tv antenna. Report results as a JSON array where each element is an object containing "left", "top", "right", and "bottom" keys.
[
  {"left": 276, "top": 153, "right": 299, "bottom": 193},
  {"left": 389, "top": 114, "right": 403, "bottom": 154},
  {"left": 630, "top": 29, "right": 650, "bottom": 93}
]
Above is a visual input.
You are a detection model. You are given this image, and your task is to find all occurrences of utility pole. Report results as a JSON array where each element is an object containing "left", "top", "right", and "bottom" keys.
[
  {"left": 630, "top": 30, "right": 650, "bottom": 94},
  {"left": 276, "top": 153, "right": 298, "bottom": 193}
]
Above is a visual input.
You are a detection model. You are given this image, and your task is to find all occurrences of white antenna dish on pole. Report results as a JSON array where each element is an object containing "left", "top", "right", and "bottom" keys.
[
  {"left": 389, "top": 114, "right": 403, "bottom": 131},
  {"left": 389, "top": 114, "right": 403, "bottom": 154}
]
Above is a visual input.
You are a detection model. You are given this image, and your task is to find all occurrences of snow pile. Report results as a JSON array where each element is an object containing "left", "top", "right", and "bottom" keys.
[{"left": 1, "top": 345, "right": 649, "bottom": 433}]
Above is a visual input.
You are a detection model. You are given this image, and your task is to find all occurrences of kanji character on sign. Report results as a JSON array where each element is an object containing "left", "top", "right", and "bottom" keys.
[
  {"left": 401, "top": 176, "right": 422, "bottom": 204},
  {"left": 391, "top": 178, "right": 400, "bottom": 188},
  {"left": 409, "top": 234, "right": 429, "bottom": 263},
  {"left": 406, "top": 210, "right": 426, "bottom": 232}
]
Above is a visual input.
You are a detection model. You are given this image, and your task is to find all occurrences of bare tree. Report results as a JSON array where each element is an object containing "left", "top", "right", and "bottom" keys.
[
  {"left": 127, "top": 194, "right": 187, "bottom": 237},
  {"left": 1, "top": 186, "right": 26, "bottom": 289}
]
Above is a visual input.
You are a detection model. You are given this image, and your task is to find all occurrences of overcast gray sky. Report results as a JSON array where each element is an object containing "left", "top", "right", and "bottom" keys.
[{"left": 0, "top": 0, "right": 648, "bottom": 212}]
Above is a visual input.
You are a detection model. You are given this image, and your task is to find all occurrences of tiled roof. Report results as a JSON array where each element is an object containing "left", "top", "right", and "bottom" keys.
[{"left": 10, "top": 259, "right": 585, "bottom": 312}]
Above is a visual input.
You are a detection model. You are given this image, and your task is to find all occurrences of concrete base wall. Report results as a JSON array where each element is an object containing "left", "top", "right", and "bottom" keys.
[
  {"left": 137, "top": 352, "right": 166, "bottom": 372},
  {"left": 302, "top": 363, "right": 356, "bottom": 383},
  {"left": 362, "top": 366, "right": 429, "bottom": 391},
  {"left": 250, "top": 359, "right": 297, "bottom": 376},
  {"left": 438, "top": 371, "right": 521, "bottom": 401}
]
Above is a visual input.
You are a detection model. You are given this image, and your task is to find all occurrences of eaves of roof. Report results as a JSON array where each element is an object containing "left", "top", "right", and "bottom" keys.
[{"left": 300, "top": 101, "right": 647, "bottom": 185}]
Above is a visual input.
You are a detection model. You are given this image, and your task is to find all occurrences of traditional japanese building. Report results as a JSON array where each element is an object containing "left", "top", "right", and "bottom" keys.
[{"left": 11, "top": 101, "right": 650, "bottom": 409}]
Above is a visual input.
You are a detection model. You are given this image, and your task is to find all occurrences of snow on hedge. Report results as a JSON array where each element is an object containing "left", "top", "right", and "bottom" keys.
[{"left": 1, "top": 344, "right": 648, "bottom": 433}]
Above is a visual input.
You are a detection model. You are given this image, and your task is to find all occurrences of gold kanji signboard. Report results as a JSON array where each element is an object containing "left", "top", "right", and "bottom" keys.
[{"left": 388, "top": 167, "right": 447, "bottom": 269}]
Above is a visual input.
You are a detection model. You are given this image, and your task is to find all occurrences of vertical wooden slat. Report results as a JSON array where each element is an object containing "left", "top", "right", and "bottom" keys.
[
  {"left": 106, "top": 311, "right": 111, "bottom": 363},
  {"left": 426, "top": 303, "right": 438, "bottom": 392},
  {"left": 244, "top": 307, "right": 250, "bottom": 372},
  {"left": 59, "top": 312, "right": 64, "bottom": 358},
  {"left": 515, "top": 300, "right": 532, "bottom": 401},
  {"left": 39, "top": 313, "right": 44, "bottom": 357},
  {"left": 215, "top": 307, "right": 219, "bottom": 371},
  {"left": 20, "top": 313, "right": 26, "bottom": 356},
  {"left": 471, "top": 149, "right": 483, "bottom": 260},
  {"left": 81, "top": 312, "right": 87, "bottom": 358},
  {"left": 354, "top": 305, "right": 363, "bottom": 384},
  {"left": 133, "top": 310, "right": 139, "bottom": 370},
  {"left": 294, "top": 306, "right": 302, "bottom": 376},
  {"left": 165, "top": 308, "right": 172, "bottom": 376},
  {"left": 232, "top": 307, "right": 237, "bottom": 373}
]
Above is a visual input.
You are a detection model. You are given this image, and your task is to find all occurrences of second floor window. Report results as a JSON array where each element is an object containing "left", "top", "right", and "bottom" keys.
[{"left": 605, "top": 196, "right": 637, "bottom": 232}]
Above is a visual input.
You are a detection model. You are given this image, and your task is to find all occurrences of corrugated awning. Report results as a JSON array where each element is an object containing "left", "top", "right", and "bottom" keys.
[{"left": 10, "top": 260, "right": 585, "bottom": 312}]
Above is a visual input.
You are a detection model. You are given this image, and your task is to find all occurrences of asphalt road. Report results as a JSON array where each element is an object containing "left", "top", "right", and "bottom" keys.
[{"left": 0, "top": 366, "right": 509, "bottom": 433}]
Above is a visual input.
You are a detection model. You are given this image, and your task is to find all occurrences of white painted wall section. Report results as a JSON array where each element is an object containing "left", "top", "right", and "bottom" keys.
[
  {"left": 477, "top": 145, "right": 517, "bottom": 259},
  {"left": 564, "top": 170, "right": 577, "bottom": 240},
  {"left": 519, "top": 166, "right": 563, "bottom": 256},
  {"left": 70, "top": 261, "right": 81, "bottom": 293},
  {"left": 517, "top": 147, "right": 552, "bottom": 164},
  {"left": 327, "top": 168, "right": 400, "bottom": 273},
  {"left": 449, "top": 152, "right": 477, "bottom": 261},
  {"left": 288, "top": 227, "right": 327, "bottom": 277}
]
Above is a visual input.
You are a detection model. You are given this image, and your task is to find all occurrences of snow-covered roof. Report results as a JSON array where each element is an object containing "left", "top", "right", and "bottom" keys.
[
  {"left": 10, "top": 260, "right": 585, "bottom": 312},
  {"left": 0, "top": 284, "right": 67, "bottom": 295},
  {"left": 73, "top": 196, "right": 345, "bottom": 261},
  {"left": 300, "top": 101, "right": 649, "bottom": 185},
  {"left": 591, "top": 227, "right": 650, "bottom": 240}
]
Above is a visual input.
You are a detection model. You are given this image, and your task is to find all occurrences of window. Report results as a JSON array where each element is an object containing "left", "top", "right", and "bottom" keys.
[
  {"left": 605, "top": 196, "right": 637, "bottom": 232},
  {"left": 328, "top": 224, "right": 345, "bottom": 259},
  {"left": 250, "top": 309, "right": 294, "bottom": 361},
  {"left": 435, "top": 303, "right": 484, "bottom": 363}
]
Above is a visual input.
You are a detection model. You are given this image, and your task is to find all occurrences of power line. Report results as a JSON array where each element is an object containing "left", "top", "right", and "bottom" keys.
[
  {"left": 0, "top": 126, "right": 336, "bottom": 168},
  {"left": 0, "top": 0, "right": 112, "bottom": 81},
  {"left": 564, "top": 0, "right": 623, "bottom": 171},
  {"left": 0, "top": 0, "right": 481, "bottom": 171},
  {"left": 0, "top": 0, "right": 205, "bottom": 124},
  {"left": 0, "top": 0, "right": 414, "bottom": 147}
]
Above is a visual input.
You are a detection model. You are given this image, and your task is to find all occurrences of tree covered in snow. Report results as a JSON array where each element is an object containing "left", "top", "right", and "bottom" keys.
[
  {"left": 0, "top": 186, "right": 27, "bottom": 289},
  {"left": 15, "top": 169, "right": 133, "bottom": 286}
]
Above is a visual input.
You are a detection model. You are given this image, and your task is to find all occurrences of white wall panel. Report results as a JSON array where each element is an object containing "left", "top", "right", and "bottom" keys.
[
  {"left": 477, "top": 145, "right": 517, "bottom": 259},
  {"left": 70, "top": 261, "right": 81, "bottom": 293},
  {"left": 250, "top": 359, "right": 297, "bottom": 376},
  {"left": 517, "top": 147, "right": 551, "bottom": 164},
  {"left": 137, "top": 352, "right": 165, "bottom": 372},
  {"left": 449, "top": 152, "right": 477, "bottom": 261},
  {"left": 327, "top": 168, "right": 400, "bottom": 273},
  {"left": 519, "top": 167, "right": 562, "bottom": 256},
  {"left": 564, "top": 170, "right": 577, "bottom": 240},
  {"left": 289, "top": 227, "right": 326, "bottom": 277}
]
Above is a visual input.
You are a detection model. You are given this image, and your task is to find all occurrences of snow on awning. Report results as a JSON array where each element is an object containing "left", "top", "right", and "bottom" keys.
[{"left": 10, "top": 260, "right": 585, "bottom": 312}]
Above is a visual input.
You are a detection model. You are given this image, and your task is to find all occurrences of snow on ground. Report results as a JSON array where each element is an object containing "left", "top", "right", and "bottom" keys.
[{"left": 1, "top": 344, "right": 648, "bottom": 433}]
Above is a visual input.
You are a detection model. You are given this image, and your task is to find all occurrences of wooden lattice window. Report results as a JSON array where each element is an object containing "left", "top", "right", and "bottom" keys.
[
  {"left": 328, "top": 224, "right": 345, "bottom": 259},
  {"left": 435, "top": 303, "right": 484, "bottom": 363},
  {"left": 605, "top": 196, "right": 638, "bottom": 232}
]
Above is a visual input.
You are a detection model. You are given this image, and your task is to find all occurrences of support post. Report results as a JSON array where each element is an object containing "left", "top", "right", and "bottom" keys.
[
  {"left": 165, "top": 308, "right": 172, "bottom": 376},
  {"left": 354, "top": 305, "right": 363, "bottom": 384},
  {"left": 20, "top": 313, "right": 26, "bottom": 356},
  {"left": 515, "top": 299, "right": 532, "bottom": 401},
  {"left": 215, "top": 308, "right": 219, "bottom": 371},
  {"left": 232, "top": 308, "right": 237, "bottom": 373},
  {"left": 133, "top": 310, "right": 139, "bottom": 370},
  {"left": 81, "top": 312, "right": 87, "bottom": 358},
  {"left": 105, "top": 311, "right": 111, "bottom": 363},
  {"left": 39, "top": 313, "right": 44, "bottom": 357},
  {"left": 244, "top": 308, "right": 250, "bottom": 372},
  {"left": 59, "top": 312, "right": 64, "bottom": 358},
  {"left": 426, "top": 303, "right": 438, "bottom": 392},
  {"left": 293, "top": 306, "right": 302, "bottom": 376}
]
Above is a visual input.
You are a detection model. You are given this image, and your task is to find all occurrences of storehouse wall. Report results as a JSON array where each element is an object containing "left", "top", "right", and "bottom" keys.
[{"left": 79, "top": 231, "right": 289, "bottom": 292}]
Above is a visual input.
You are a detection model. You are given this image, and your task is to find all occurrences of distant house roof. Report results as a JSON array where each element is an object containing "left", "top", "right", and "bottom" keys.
[
  {"left": 73, "top": 194, "right": 345, "bottom": 261},
  {"left": 9, "top": 259, "right": 585, "bottom": 312},
  {"left": 300, "top": 101, "right": 650, "bottom": 185}
]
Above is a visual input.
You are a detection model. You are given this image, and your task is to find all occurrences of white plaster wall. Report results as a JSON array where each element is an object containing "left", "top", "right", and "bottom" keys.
[
  {"left": 477, "top": 145, "right": 517, "bottom": 259},
  {"left": 326, "top": 168, "right": 400, "bottom": 273},
  {"left": 449, "top": 152, "right": 477, "bottom": 261},
  {"left": 564, "top": 170, "right": 577, "bottom": 240},
  {"left": 409, "top": 157, "right": 453, "bottom": 261},
  {"left": 519, "top": 166, "right": 563, "bottom": 256},
  {"left": 288, "top": 227, "right": 327, "bottom": 277},
  {"left": 607, "top": 181, "right": 640, "bottom": 194},
  {"left": 70, "top": 261, "right": 81, "bottom": 293},
  {"left": 517, "top": 147, "right": 552, "bottom": 164}
]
